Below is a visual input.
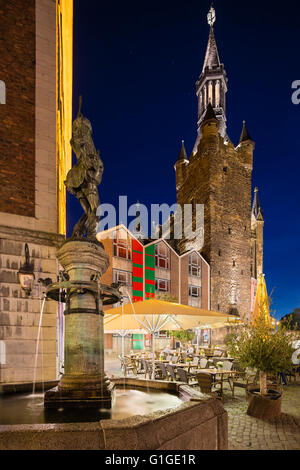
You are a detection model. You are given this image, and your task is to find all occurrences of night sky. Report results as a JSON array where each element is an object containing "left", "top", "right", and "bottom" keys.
[{"left": 68, "top": 0, "right": 300, "bottom": 320}]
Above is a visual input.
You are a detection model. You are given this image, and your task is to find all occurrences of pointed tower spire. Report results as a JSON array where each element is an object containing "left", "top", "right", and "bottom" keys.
[
  {"left": 239, "top": 120, "right": 253, "bottom": 144},
  {"left": 252, "top": 187, "right": 264, "bottom": 220},
  {"left": 193, "top": 4, "right": 228, "bottom": 153},
  {"left": 202, "top": 24, "right": 221, "bottom": 72},
  {"left": 177, "top": 140, "right": 187, "bottom": 161}
]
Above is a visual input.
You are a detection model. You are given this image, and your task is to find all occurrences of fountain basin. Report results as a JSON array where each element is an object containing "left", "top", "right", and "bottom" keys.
[{"left": 0, "top": 378, "right": 228, "bottom": 450}]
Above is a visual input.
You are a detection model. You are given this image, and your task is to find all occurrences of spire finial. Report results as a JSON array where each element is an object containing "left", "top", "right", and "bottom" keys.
[{"left": 207, "top": 3, "right": 216, "bottom": 27}]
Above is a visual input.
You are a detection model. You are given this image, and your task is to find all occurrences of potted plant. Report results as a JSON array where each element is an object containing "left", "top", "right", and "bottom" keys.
[{"left": 227, "top": 317, "right": 296, "bottom": 419}]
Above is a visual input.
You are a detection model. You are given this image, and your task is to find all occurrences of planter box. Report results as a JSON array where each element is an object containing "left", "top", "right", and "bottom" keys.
[{"left": 246, "top": 388, "right": 282, "bottom": 420}]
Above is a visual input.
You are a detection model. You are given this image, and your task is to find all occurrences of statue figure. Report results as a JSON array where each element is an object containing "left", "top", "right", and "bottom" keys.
[{"left": 65, "top": 97, "right": 104, "bottom": 239}]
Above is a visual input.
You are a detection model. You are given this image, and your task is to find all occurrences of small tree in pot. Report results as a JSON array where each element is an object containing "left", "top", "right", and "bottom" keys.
[{"left": 227, "top": 317, "right": 295, "bottom": 419}]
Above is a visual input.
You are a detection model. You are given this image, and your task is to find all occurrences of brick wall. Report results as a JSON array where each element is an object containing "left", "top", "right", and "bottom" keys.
[
  {"left": 0, "top": 0, "right": 57, "bottom": 234},
  {"left": 170, "top": 250, "right": 179, "bottom": 301},
  {"left": 0, "top": 0, "right": 36, "bottom": 217},
  {"left": 201, "top": 258, "right": 209, "bottom": 310},
  {"left": 180, "top": 255, "right": 189, "bottom": 305}
]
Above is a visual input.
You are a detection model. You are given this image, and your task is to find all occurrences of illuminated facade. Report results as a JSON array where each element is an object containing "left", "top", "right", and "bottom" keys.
[{"left": 57, "top": 0, "right": 73, "bottom": 235}]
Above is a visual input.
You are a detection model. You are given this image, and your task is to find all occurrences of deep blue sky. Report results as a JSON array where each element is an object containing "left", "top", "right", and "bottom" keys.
[{"left": 68, "top": 0, "right": 300, "bottom": 320}]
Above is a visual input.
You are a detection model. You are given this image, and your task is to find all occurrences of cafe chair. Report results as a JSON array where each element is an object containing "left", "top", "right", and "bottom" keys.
[
  {"left": 118, "top": 355, "right": 137, "bottom": 377},
  {"left": 196, "top": 372, "right": 223, "bottom": 401},
  {"left": 165, "top": 363, "right": 177, "bottom": 381},
  {"left": 227, "top": 368, "right": 258, "bottom": 397},
  {"left": 156, "top": 361, "right": 169, "bottom": 380},
  {"left": 176, "top": 367, "right": 198, "bottom": 386}
]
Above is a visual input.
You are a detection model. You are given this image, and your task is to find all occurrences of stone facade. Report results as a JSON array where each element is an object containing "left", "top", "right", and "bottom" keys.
[
  {"left": 176, "top": 117, "right": 254, "bottom": 320},
  {"left": 0, "top": 225, "right": 64, "bottom": 383}
]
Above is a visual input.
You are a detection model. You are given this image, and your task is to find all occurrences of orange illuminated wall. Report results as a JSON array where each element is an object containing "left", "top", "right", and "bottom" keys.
[{"left": 57, "top": 0, "right": 73, "bottom": 235}]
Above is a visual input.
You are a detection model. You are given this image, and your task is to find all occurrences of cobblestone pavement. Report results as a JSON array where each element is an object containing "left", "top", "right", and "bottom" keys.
[
  {"left": 105, "top": 359, "right": 300, "bottom": 450},
  {"left": 223, "top": 381, "right": 300, "bottom": 450}
]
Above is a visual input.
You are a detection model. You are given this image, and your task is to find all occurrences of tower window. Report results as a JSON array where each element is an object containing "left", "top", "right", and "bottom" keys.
[
  {"left": 241, "top": 270, "right": 244, "bottom": 275},
  {"left": 218, "top": 250, "right": 221, "bottom": 256},
  {"left": 223, "top": 167, "right": 227, "bottom": 173},
  {"left": 228, "top": 228, "right": 231, "bottom": 234},
  {"left": 233, "top": 260, "right": 236, "bottom": 267}
]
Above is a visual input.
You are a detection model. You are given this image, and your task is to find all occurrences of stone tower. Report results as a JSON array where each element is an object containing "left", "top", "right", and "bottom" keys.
[{"left": 175, "top": 6, "right": 262, "bottom": 321}]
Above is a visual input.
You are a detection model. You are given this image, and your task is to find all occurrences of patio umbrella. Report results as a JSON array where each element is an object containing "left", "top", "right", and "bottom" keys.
[
  {"left": 104, "top": 298, "right": 239, "bottom": 378},
  {"left": 251, "top": 274, "right": 271, "bottom": 326}
]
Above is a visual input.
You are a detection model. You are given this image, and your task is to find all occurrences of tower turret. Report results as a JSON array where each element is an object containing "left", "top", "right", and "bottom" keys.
[
  {"left": 237, "top": 120, "right": 255, "bottom": 170},
  {"left": 174, "top": 140, "right": 189, "bottom": 193}
]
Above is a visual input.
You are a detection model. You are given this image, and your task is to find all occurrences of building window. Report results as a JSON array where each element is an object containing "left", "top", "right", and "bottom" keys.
[
  {"left": 188, "top": 285, "right": 201, "bottom": 298},
  {"left": 155, "top": 242, "right": 170, "bottom": 269},
  {"left": 113, "top": 269, "right": 132, "bottom": 286},
  {"left": 188, "top": 253, "right": 201, "bottom": 277},
  {"left": 113, "top": 229, "right": 132, "bottom": 260},
  {"left": 155, "top": 278, "right": 170, "bottom": 293}
]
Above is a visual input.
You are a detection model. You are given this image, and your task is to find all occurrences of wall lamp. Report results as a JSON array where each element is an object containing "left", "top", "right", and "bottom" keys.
[{"left": 17, "top": 243, "right": 35, "bottom": 296}]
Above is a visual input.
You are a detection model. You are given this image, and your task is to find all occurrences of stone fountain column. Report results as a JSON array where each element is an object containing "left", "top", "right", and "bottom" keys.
[{"left": 44, "top": 239, "right": 114, "bottom": 408}]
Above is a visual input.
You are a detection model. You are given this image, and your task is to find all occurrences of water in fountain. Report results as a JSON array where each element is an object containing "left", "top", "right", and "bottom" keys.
[
  {"left": 0, "top": 387, "right": 182, "bottom": 425},
  {"left": 124, "top": 288, "right": 153, "bottom": 396},
  {"left": 28, "top": 293, "right": 47, "bottom": 409}
]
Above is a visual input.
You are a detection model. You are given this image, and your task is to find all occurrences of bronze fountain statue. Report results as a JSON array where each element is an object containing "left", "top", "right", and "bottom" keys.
[
  {"left": 65, "top": 96, "right": 104, "bottom": 240},
  {"left": 44, "top": 98, "right": 121, "bottom": 408}
]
